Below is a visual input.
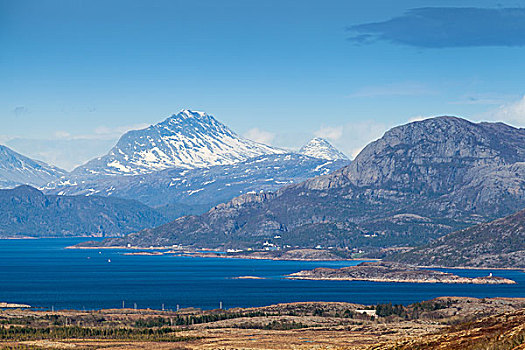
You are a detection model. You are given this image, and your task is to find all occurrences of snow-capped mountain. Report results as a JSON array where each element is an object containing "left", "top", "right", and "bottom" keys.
[
  {"left": 46, "top": 153, "right": 350, "bottom": 218},
  {"left": 299, "top": 137, "right": 349, "bottom": 161},
  {"left": 45, "top": 110, "right": 351, "bottom": 218},
  {"left": 72, "top": 110, "right": 285, "bottom": 176},
  {"left": 0, "top": 145, "right": 67, "bottom": 189}
]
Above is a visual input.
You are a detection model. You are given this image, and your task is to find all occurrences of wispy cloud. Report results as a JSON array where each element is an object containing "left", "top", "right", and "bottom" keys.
[
  {"left": 4, "top": 123, "right": 150, "bottom": 170},
  {"left": 314, "top": 125, "right": 343, "bottom": 141},
  {"left": 6, "top": 138, "right": 116, "bottom": 171},
  {"left": 54, "top": 131, "right": 72, "bottom": 139},
  {"left": 47, "top": 123, "right": 151, "bottom": 142},
  {"left": 243, "top": 128, "right": 276, "bottom": 145},
  {"left": 348, "top": 82, "right": 436, "bottom": 98},
  {"left": 486, "top": 95, "right": 525, "bottom": 126},
  {"left": 407, "top": 115, "right": 429, "bottom": 123},
  {"left": 93, "top": 123, "right": 150, "bottom": 139},
  {"left": 0, "top": 135, "right": 14, "bottom": 145},
  {"left": 348, "top": 7, "right": 525, "bottom": 48},
  {"left": 314, "top": 121, "right": 389, "bottom": 159}
]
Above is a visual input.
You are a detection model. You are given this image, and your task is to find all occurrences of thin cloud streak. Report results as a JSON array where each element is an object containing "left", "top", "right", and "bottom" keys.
[{"left": 243, "top": 128, "right": 276, "bottom": 145}]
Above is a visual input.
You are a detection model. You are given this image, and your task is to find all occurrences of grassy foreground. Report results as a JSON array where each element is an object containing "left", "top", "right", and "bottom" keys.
[{"left": 1, "top": 297, "right": 524, "bottom": 349}]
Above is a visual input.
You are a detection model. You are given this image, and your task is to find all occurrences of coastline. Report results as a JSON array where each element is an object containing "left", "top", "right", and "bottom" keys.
[
  {"left": 286, "top": 262, "right": 518, "bottom": 285},
  {"left": 417, "top": 265, "right": 525, "bottom": 272},
  {"left": 0, "top": 302, "right": 31, "bottom": 308},
  {"left": 0, "top": 236, "right": 106, "bottom": 240},
  {"left": 67, "top": 245, "right": 525, "bottom": 270},
  {"left": 67, "top": 245, "right": 372, "bottom": 261},
  {"left": 286, "top": 275, "right": 517, "bottom": 284}
]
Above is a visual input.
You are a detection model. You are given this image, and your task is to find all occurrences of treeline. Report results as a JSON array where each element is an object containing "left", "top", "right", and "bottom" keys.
[
  {"left": 375, "top": 300, "right": 452, "bottom": 319},
  {"left": 0, "top": 316, "right": 35, "bottom": 326},
  {"left": 135, "top": 310, "right": 277, "bottom": 327},
  {"left": 233, "top": 320, "right": 308, "bottom": 330},
  {"left": 0, "top": 326, "right": 198, "bottom": 342}
]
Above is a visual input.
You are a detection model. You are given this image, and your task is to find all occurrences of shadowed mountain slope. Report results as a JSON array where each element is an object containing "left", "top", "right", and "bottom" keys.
[
  {"left": 387, "top": 207, "right": 525, "bottom": 268},
  {"left": 0, "top": 186, "right": 167, "bottom": 238}
]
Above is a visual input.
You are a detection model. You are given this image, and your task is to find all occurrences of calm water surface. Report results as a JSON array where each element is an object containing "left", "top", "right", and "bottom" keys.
[{"left": 0, "top": 238, "right": 523, "bottom": 310}]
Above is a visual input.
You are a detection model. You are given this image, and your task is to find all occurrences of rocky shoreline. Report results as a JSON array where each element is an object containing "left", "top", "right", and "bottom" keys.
[
  {"left": 69, "top": 244, "right": 370, "bottom": 261},
  {"left": 0, "top": 302, "right": 31, "bottom": 308},
  {"left": 69, "top": 244, "right": 525, "bottom": 271},
  {"left": 286, "top": 261, "right": 516, "bottom": 284}
]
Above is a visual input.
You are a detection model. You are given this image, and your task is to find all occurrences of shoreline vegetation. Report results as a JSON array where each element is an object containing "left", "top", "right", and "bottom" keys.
[
  {"left": 0, "top": 297, "right": 524, "bottom": 349},
  {"left": 67, "top": 244, "right": 521, "bottom": 284},
  {"left": 67, "top": 245, "right": 370, "bottom": 261},
  {"left": 67, "top": 244, "right": 525, "bottom": 271}
]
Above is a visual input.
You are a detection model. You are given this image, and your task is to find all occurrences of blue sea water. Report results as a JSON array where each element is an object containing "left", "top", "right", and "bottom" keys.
[{"left": 0, "top": 238, "right": 523, "bottom": 311}]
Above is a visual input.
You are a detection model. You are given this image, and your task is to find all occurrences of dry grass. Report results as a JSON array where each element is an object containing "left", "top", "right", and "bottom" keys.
[{"left": 1, "top": 298, "right": 524, "bottom": 350}]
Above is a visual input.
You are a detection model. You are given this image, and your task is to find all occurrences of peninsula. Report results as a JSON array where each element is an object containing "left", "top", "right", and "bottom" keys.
[{"left": 286, "top": 262, "right": 516, "bottom": 284}]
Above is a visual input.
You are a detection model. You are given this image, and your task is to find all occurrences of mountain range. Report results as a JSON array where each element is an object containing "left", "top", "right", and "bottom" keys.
[
  {"left": 92, "top": 116, "right": 525, "bottom": 251},
  {"left": 0, "top": 145, "right": 66, "bottom": 189},
  {"left": 0, "top": 110, "right": 350, "bottom": 235},
  {"left": 46, "top": 153, "right": 348, "bottom": 218},
  {"left": 44, "top": 110, "right": 349, "bottom": 216},
  {"left": 0, "top": 185, "right": 167, "bottom": 238},
  {"left": 4, "top": 110, "right": 524, "bottom": 268}
]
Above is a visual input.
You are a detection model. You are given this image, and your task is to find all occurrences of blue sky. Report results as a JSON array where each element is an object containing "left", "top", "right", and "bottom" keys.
[{"left": 2, "top": 0, "right": 525, "bottom": 169}]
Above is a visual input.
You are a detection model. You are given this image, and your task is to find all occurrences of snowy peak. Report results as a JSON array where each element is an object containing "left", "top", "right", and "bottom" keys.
[
  {"left": 299, "top": 138, "right": 349, "bottom": 161},
  {"left": 0, "top": 145, "right": 67, "bottom": 189},
  {"left": 73, "top": 110, "right": 285, "bottom": 176},
  {"left": 155, "top": 110, "right": 238, "bottom": 140}
]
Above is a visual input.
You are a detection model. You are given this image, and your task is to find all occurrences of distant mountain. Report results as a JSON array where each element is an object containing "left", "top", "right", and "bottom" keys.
[
  {"left": 72, "top": 110, "right": 285, "bottom": 177},
  {"left": 48, "top": 112, "right": 349, "bottom": 216},
  {"left": 388, "top": 208, "right": 525, "bottom": 268},
  {"left": 0, "top": 186, "right": 167, "bottom": 238},
  {"left": 0, "top": 145, "right": 66, "bottom": 189},
  {"left": 46, "top": 153, "right": 349, "bottom": 218},
  {"left": 299, "top": 138, "right": 349, "bottom": 160},
  {"left": 90, "top": 116, "right": 525, "bottom": 250}
]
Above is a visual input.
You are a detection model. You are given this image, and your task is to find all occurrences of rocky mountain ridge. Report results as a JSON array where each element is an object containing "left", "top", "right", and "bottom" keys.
[{"left": 90, "top": 116, "right": 525, "bottom": 251}]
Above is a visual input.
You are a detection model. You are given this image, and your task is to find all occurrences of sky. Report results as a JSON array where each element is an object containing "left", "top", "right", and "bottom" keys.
[{"left": 2, "top": 0, "right": 525, "bottom": 170}]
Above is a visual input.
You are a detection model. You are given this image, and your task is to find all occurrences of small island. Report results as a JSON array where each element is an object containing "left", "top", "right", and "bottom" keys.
[
  {"left": 0, "top": 302, "right": 31, "bottom": 308},
  {"left": 286, "top": 261, "right": 516, "bottom": 284}
]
